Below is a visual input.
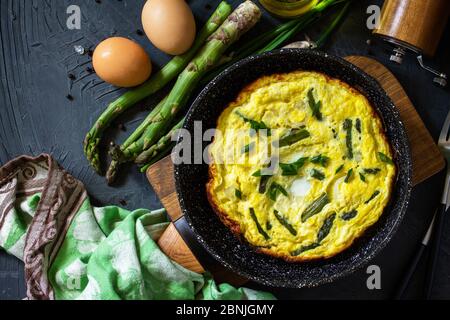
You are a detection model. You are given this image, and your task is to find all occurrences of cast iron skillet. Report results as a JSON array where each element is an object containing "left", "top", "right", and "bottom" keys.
[{"left": 175, "top": 49, "right": 412, "bottom": 288}]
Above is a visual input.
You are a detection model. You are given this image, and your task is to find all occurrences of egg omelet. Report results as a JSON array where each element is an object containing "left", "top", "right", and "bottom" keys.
[{"left": 206, "top": 71, "right": 396, "bottom": 262}]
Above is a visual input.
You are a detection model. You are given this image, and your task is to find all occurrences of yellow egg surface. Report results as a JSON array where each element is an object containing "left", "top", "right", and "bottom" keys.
[{"left": 206, "top": 71, "right": 397, "bottom": 262}]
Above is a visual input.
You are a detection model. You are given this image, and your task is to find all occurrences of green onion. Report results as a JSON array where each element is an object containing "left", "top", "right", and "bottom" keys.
[
  {"left": 311, "top": 169, "right": 325, "bottom": 181},
  {"left": 311, "top": 154, "right": 330, "bottom": 167},
  {"left": 359, "top": 172, "right": 366, "bottom": 182},
  {"left": 235, "top": 189, "right": 243, "bottom": 199},
  {"left": 292, "top": 209, "right": 340, "bottom": 256},
  {"left": 307, "top": 88, "right": 323, "bottom": 121},
  {"left": 363, "top": 168, "right": 381, "bottom": 174},
  {"left": 344, "top": 168, "right": 353, "bottom": 183},
  {"left": 378, "top": 152, "right": 394, "bottom": 165},
  {"left": 301, "top": 193, "right": 330, "bottom": 222},
  {"left": 253, "top": 163, "right": 274, "bottom": 194},
  {"left": 250, "top": 208, "right": 270, "bottom": 240},
  {"left": 291, "top": 242, "right": 320, "bottom": 256},
  {"left": 242, "top": 142, "right": 255, "bottom": 154},
  {"left": 365, "top": 191, "right": 380, "bottom": 204},
  {"left": 317, "top": 213, "right": 336, "bottom": 242},
  {"left": 341, "top": 209, "right": 358, "bottom": 221},
  {"left": 274, "top": 210, "right": 297, "bottom": 236},
  {"left": 236, "top": 112, "right": 271, "bottom": 135},
  {"left": 258, "top": 13, "right": 317, "bottom": 53},
  {"left": 278, "top": 129, "right": 310, "bottom": 147},
  {"left": 335, "top": 164, "right": 344, "bottom": 174},
  {"left": 343, "top": 119, "right": 353, "bottom": 159},
  {"left": 259, "top": 176, "right": 271, "bottom": 194},
  {"left": 252, "top": 169, "right": 273, "bottom": 177},
  {"left": 355, "top": 118, "right": 362, "bottom": 134},
  {"left": 268, "top": 182, "right": 289, "bottom": 201},
  {"left": 315, "top": 1, "right": 351, "bottom": 48},
  {"left": 279, "top": 157, "right": 308, "bottom": 176}
]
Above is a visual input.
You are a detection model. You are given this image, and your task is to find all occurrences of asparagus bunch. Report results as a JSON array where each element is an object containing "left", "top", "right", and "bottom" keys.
[
  {"left": 84, "top": 1, "right": 233, "bottom": 174},
  {"left": 111, "top": 1, "right": 262, "bottom": 168},
  {"left": 137, "top": 0, "right": 350, "bottom": 170},
  {"left": 106, "top": 97, "right": 167, "bottom": 183},
  {"left": 85, "top": 0, "right": 351, "bottom": 183},
  {"left": 135, "top": 118, "right": 184, "bottom": 165},
  {"left": 202, "top": 0, "right": 349, "bottom": 85}
]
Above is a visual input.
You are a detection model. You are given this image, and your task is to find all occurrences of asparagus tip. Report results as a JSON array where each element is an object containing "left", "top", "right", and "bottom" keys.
[
  {"left": 106, "top": 161, "right": 120, "bottom": 186},
  {"left": 109, "top": 144, "right": 128, "bottom": 163}
]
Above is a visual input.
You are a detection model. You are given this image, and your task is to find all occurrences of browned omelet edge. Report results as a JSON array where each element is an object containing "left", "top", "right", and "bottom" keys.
[{"left": 206, "top": 71, "right": 397, "bottom": 263}]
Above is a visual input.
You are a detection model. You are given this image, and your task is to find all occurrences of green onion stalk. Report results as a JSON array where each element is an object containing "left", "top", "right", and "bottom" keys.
[
  {"left": 83, "top": 1, "right": 233, "bottom": 174},
  {"left": 201, "top": 0, "right": 350, "bottom": 85},
  {"left": 315, "top": 1, "right": 350, "bottom": 48}
]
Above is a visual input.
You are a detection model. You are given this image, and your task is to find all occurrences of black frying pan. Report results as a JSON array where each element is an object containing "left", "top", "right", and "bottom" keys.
[{"left": 174, "top": 49, "right": 412, "bottom": 288}]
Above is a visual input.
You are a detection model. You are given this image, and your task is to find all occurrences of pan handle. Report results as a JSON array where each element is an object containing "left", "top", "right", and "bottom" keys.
[{"left": 158, "top": 222, "right": 205, "bottom": 274}]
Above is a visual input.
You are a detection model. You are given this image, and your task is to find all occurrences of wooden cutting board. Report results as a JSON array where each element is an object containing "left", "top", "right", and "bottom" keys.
[{"left": 148, "top": 56, "right": 445, "bottom": 281}]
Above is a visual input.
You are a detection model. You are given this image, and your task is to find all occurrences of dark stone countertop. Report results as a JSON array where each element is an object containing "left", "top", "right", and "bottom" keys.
[{"left": 0, "top": 0, "right": 449, "bottom": 300}]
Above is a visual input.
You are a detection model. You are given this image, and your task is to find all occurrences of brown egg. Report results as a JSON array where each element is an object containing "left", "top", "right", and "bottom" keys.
[
  {"left": 92, "top": 37, "right": 152, "bottom": 88},
  {"left": 142, "top": 0, "right": 196, "bottom": 55}
]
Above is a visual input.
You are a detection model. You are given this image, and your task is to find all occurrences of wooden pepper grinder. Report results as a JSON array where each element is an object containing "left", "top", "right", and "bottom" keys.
[{"left": 373, "top": 0, "right": 450, "bottom": 87}]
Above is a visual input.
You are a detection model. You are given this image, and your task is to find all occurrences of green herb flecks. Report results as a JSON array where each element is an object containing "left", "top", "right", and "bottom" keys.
[
  {"left": 274, "top": 210, "right": 297, "bottom": 236},
  {"left": 311, "top": 154, "right": 330, "bottom": 167},
  {"left": 249, "top": 208, "right": 270, "bottom": 241},
  {"left": 378, "top": 152, "right": 394, "bottom": 165},
  {"left": 291, "top": 242, "right": 320, "bottom": 256},
  {"left": 301, "top": 193, "right": 330, "bottom": 222},
  {"left": 355, "top": 118, "right": 362, "bottom": 133},
  {"left": 235, "top": 189, "right": 243, "bottom": 200},
  {"left": 266, "top": 221, "right": 272, "bottom": 231},
  {"left": 253, "top": 166, "right": 274, "bottom": 194},
  {"left": 343, "top": 119, "right": 353, "bottom": 159},
  {"left": 279, "top": 157, "right": 308, "bottom": 176},
  {"left": 307, "top": 88, "right": 323, "bottom": 121},
  {"left": 359, "top": 172, "right": 366, "bottom": 182},
  {"left": 242, "top": 142, "right": 255, "bottom": 154},
  {"left": 268, "top": 182, "right": 289, "bottom": 201},
  {"left": 344, "top": 168, "right": 353, "bottom": 183},
  {"left": 236, "top": 111, "right": 271, "bottom": 136},
  {"left": 311, "top": 169, "right": 325, "bottom": 181},
  {"left": 341, "top": 209, "right": 358, "bottom": 221},
  {"left": 363, "top": 168, "right": 381, "bottom": 175},
  {"left": 317, "top": 213, "right": 336, "bottom": 242},
  {"left": 365, "top": 190, "right": 380, "bottom": 204},
  {"left": 335, "top": 164, "right": 344, "bottom": 174},
  {"left": 277, "top": 129, "right": 311, "bottom": 148}
]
